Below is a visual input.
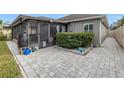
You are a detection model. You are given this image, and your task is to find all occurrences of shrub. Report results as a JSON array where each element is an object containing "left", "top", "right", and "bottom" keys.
[
  {"left": 0, "top": 32, "right": 6, "bottom": 41},
  {"left": 0, "top": 32, "right": 11, "bottom": 41},
  {"left": 56, "top": 32, "right": 94, "bottom": 49}
]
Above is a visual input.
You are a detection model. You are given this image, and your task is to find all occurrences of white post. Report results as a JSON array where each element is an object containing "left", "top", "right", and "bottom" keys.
[
  {"left": 48, "top": 23, "right": 51, "bottom": 45},
  {"left": 57, "top": 25, "right": 60, "bottom": 33},
  {"left": 99, "top": 21, "right": 102, "bottom": 45},
  {"left": 122, "top": 25, "right": 124, "bottom": 47},
  {"left": 27, "top": 22, "right": 30, "bottom": 47},
  {"left": 38, "top": 22, "right": 40, "bottom": 48},
  {"left": 73, "top": 22, "right": 74, "bottom": 32}
]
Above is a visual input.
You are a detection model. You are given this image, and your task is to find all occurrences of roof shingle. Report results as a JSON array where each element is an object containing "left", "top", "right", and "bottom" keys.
[{"left": 58, "top": 14, "right": 105, "bottom": 21}]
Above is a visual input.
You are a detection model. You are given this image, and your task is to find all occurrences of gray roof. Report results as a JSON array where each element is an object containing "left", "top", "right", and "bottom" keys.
[
  {"left": 11, "top": 15, "right": 66, "bottom": 26},
  {"left": 11, "top": 14, "right": 109, "bottom": 28},
  {"left": 58, "top": 14, "right": 103, "bottom": 21},
  {"left": 37, "top": 16, "right": 54, "bottom": 20},
  {"left": 58, "top": 14, "right": 109, "bottom": 28}
]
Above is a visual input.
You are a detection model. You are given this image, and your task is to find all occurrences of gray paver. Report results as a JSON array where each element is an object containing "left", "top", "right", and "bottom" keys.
[{"left": 7, "top": 37, "right": 124, "bottom": 78}]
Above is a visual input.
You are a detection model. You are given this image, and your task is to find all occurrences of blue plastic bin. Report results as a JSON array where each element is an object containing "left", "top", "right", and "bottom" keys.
[
  {"left": 23, "top": 48, "right": 31, "bottom": 55},
  {"left": 77, "top": 48, "right": 85, "bottom": 53}
]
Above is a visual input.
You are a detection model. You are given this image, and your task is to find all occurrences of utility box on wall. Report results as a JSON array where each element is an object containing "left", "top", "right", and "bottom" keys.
[{"left": 43, "top": 41, "right": 47, "bottom": 47}]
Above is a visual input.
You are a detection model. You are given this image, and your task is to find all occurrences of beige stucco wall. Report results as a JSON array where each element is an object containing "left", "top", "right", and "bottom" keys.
[
  {"left": 113, "top": 26, "right": 124, "bottom": 48},
  {"left": 67, "top": 19, "right": 101, "bottom": 44}
]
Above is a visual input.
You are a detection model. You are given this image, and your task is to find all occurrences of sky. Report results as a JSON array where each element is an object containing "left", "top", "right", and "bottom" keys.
[{"left": 0, "top": 14, "right": 124, "bottom": 26}]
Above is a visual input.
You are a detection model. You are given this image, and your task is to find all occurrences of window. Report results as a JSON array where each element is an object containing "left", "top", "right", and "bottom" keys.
[
  {"left": 89, "top": 24, "right": 93, "bottom": 31},
  {"left": 56, "top": 25, "right": 66, "bottom": 33},
  {"left": 29, "top": 26, "right": 37, "bottom": 34},
  {"left": 84, "top": 24, "right": 88, "bottom": 31},
  {"left": 31, "top": 27, "right": 37, "bottom": 34},
  {"left": 83, "top": 23, "right": 94, "bottom": 32}
]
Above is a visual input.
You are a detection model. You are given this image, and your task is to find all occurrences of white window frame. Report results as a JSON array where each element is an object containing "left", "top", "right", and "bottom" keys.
[
  {"left": 83, "top": 23, "right": 94, "bottom": 32},
  {"left": 56, "top": 25, "right": 60, "bottom": 33},
  {"left": 62, "top": 26, "right": 65, "bottom": 32}
]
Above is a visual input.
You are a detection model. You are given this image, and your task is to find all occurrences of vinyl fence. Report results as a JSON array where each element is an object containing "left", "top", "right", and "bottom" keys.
[{"left": 113, "top": 26, "right": 124, "bottom": 48}]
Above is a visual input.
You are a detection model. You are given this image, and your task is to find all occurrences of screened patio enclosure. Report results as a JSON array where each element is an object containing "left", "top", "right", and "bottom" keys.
[{"left": 12, "top": 19, "right": 66, "bottom": 48}]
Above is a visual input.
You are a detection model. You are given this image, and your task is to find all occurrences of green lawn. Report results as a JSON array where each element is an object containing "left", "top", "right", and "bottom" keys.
[{"left": 0, "top": 41, "right": 21, "bottom": 78}]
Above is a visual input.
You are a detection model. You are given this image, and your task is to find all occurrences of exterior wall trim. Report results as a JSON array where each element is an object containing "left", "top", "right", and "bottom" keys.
[
  {"left": 48, "top": 23, "right": 51, "bottom": 44},
  {"left": 38, "top": 22, "right": 40, "bottom": 48},
  {"left": 73, "top": 22, "right": 74, "bottom": 32}
]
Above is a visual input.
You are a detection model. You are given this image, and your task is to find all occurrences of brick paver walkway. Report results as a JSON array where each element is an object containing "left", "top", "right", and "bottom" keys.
[{"left": 7, "top": 37, "right": 124, "bottom": 78}]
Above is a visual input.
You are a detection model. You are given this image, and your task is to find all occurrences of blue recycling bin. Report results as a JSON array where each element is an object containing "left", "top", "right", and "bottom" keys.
[
  {"left": 77, "top": 48, "right": 85, "bottom": 53},
  {"left": 23, "top": 48, "right": 31, "bottom": 55}
]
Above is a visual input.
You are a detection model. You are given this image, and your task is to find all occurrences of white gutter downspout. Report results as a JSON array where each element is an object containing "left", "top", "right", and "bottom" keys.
[
  {"left": 99, "top": 21, "right": 102, "bottom": 45},
  {"left": 73, "top": 22, "right": 74, "bottom": 32},
  {"left": 122, "top": 25, "right": 124, "bottom": 47}
]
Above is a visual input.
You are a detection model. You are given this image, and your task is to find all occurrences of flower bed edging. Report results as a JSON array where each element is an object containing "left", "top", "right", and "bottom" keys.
[{"left": 54, "top": 46, "right": 93, "bottom": 56}]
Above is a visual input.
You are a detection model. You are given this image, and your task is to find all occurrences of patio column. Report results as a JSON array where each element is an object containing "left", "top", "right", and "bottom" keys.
[
  {"left": 48, "top": 23, "right": 50, "bottom": 45},
  {"left": 37, "top": 22, "right": 40, "bottom": 48},
  {"left": 11, "top": 27, "right": 13, "bottom": 40}
]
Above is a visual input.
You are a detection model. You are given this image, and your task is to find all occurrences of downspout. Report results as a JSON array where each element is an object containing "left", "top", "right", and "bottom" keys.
[
  {"left": 11, "top": 27, "right": 13, "bottom": 40},
  {"left": 73, "top": 22, "right": 74, "bottom": 32},
  {"left": 99, "top": 21, "right": 102, "bottom": 45},
  {"left": 122, "top": 25, "right": 124, "bottom": 47},
  {"left": 48, "top": 23, "right": 51, "bottom": 46}
]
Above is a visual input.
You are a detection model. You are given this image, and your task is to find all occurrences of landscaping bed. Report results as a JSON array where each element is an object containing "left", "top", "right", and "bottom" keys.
[
  {"left": 55, "top": 46, "right": 93, "bottom": 56},
  {"left": 0, "top": 41, "right": 21, "bottom": 78},
  {"left": 55, "top": 32, "right": 94, "bottom": 55},
  {"left": 56, "top": 32, "right": 94, "bottom": 49}
]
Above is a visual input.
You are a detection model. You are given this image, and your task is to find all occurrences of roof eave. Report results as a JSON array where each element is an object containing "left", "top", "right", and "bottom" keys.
[
  {"left": 101, "top": 16, "right": 109, "bottom": 29},
  {"left": 64, "top": 16, "right": 106, "bottom": 23},
  {"left": 10, "top": 15, "right": 67, "bottom": 27}
]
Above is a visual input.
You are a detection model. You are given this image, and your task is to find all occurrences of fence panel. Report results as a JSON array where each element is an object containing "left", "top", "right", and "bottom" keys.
[
  {"left": 107, "top": 30, "right": 113, "bottom": 37},
  {"left": 113, "top": 26, "right": 124, "bottom": 48}
]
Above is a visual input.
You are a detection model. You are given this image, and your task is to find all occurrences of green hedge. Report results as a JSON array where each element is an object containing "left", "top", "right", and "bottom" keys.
[{"left": 56, "top": 32, "right": 94, "bottom": 49}]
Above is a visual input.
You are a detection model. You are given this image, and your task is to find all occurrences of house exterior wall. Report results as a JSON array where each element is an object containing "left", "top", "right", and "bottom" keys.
[
  {"left": 100, "top": 22, "right": 107, "bottom": 43},
  {"left": 67, "top": 19, "right": 101, "bottom": 44},
  {"left": 12, "top": 16, "right": 108, "bottom": 48}
]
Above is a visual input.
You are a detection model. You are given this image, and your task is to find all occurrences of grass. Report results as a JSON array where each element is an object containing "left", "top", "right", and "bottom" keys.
[{"left": 0, "top": 41, "right": 21, "bottom": 78}]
